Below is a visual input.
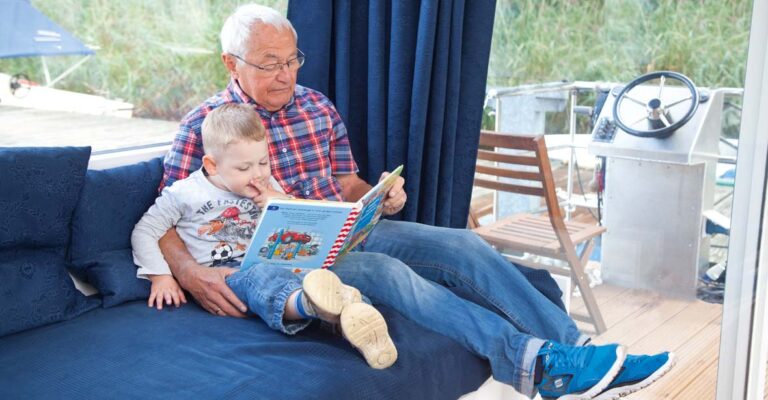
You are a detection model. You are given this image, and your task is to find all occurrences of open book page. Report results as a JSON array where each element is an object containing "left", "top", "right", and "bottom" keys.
[
  {"left": 240, "top": 199, "right": 357, "bottom": 271},
  {"left": 336, "top": 165, "right": 404, "bottom": 258}
]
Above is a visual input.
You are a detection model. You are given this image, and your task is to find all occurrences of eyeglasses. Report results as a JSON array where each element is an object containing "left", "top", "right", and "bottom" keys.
[{"left": 230, "top": 49, "right": 306, "bottom": 74}]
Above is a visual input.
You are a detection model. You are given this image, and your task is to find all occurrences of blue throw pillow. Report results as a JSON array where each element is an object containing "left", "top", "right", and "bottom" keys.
[
  {"left": 69, "top": 158, "right": 163, "bottom": 307},
  {"left": 0, "top": 147, "right": 90, "bottom": 249},
  {"left": 0, "top": 147, "right": 100, "bottom": 337}
]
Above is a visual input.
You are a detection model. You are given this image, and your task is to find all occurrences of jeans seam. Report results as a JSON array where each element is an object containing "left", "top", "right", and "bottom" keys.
[{"left": 407, "top": 261, "right": 535, "bottom": 334}]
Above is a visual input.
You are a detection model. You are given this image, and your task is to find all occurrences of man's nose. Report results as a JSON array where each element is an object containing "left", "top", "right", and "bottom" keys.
[{"left": 275, "top": 65, "right": 292, "bottom": 82}]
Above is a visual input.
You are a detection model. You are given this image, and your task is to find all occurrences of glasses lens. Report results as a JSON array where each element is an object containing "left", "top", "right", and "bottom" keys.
[
  {"left": 294, "top": 55, "right": 305, "bottom": 69},
  {"left": 261, "top": 63, "right": 281, "bottom": 72},
  {"left": 287, "top": 55, "right": 305, "bottom": 70}
]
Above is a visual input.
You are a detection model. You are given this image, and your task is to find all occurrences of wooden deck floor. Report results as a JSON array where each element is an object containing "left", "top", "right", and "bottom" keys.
[
  {"left": 570, "top": 284, "right": 723, "bottom": 399},
  {"left": 0, "top": 105, "right": 178, "bottom": 152}
]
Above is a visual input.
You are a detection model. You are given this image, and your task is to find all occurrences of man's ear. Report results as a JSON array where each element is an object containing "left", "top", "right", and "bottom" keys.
[
  {"left": 221, "top": 53, "right": 238, "bottom": 79},
  {"left": 202, "top": 154, "right": 218, "bottom": 176}
]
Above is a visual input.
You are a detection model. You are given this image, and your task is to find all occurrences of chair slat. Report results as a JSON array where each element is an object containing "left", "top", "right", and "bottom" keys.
[
  {"left": 496, "top": 224, "right": 558, "bottom": 242},
  {"left": 479, "top": 131, "right": 540, "bottom": 151},
  {"left": 499, "top": 222, "right": 559, "bottom": 240},
  {"left": 475, "top": 165, "right": 543, "bottom": 182},
  {"left": 473, "top": 178, "right": 545, "bottom": 197},
  {"left": 475, "top": 227, "right": 556, "bottom": 255},
  {"left": 477, "top": 150, "right": 539, "bottom": 166}
]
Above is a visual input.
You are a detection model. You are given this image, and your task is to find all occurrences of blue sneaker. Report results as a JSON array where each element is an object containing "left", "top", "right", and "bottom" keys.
[
  {"left": 593, "top": 352, "right": 676, "bottom": 399},
  {"left": 537, "top": 341, "right": 626, "bottom": 399}
]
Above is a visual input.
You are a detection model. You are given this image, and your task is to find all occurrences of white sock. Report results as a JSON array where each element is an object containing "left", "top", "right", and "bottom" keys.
[{"left": 295, "top": 290, "right": 318, "bottom": 319}]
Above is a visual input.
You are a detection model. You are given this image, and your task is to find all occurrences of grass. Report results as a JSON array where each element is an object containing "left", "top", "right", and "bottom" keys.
[
  {"left": 0, "top": 0, "right": 753, "bottom": 120},
  {"left": 0, "top": 0, "right": 286, "bottom": 120},
  {"left": 488, "top": 0, "right": 752, "bottom": 89}
]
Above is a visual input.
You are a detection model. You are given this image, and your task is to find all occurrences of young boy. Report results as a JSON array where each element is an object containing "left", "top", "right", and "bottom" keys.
[{"left": 131, "top": 103, "right": 398, "bottom": 369}]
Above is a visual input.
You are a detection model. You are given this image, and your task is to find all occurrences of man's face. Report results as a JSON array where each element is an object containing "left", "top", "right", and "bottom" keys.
[
  {"left": 225, "top": 24, "right": 298, "bottom": 112},
  {"left": 209, "top": 139, "right": 271, "bottom": 199}
]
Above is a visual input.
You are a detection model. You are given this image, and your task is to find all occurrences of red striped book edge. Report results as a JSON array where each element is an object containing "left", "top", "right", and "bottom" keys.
[{"left": 321, "top": 207, "right": 361, "bottom": 268}]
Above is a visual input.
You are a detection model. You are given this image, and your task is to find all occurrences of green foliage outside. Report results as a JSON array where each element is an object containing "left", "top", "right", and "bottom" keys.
[
  {"left": 488, "top": 0, "right": 752, "bottom": 88},
  {"left": 0, "top": 0, "right": 753, "bottom": 122},
  {"left": 0, "top": 0, "right": 286, "bottom": 120}
]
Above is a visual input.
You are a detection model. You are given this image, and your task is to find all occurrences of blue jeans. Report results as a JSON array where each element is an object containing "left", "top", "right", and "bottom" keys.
[
  {"left": 226, "top": 266, "right": 311, "bottom": 335},
  {"left": 332, "top": 219, "right": 586, "bottom": 397},
  {"left": 362, "top": 220, "right": 585, "bottom": 344}
]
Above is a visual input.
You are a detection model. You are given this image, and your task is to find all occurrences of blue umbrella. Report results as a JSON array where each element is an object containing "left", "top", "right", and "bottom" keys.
[{"left": 0, "top": 0, "right": 93, "bottom": 59}]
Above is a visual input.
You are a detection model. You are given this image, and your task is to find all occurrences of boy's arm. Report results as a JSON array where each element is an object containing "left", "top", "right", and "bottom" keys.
[{"left": 132, "top": 191, "right": 185, "bottom": 279}]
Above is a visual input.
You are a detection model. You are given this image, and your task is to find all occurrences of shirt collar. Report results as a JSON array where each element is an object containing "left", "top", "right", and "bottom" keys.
[{"left": 227, "top": 79, "right": 298, "bottom": 118}]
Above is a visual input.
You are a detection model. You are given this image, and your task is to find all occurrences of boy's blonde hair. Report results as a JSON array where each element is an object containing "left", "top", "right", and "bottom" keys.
[{"left": 201, "top": 103, "right": 266, "bottom": 155}]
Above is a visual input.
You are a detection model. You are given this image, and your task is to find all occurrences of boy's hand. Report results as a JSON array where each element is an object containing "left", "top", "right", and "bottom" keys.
[
  {"left": 380, "top": 172, "right": 406, "bottom": 216},
  {"left": 251, "top": 179, "right": 290, "bottom": 208},
  {"left": 148, "top": 275, "right": 188, "bottom": 310}
]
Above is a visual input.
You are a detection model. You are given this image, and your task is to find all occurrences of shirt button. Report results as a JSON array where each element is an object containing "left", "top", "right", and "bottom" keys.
[
  {"left": 282, "top": 148, "right": 287, "bottom": 153},
  {"left": 304, "top": 191, "right": 310, "bottom": 196}
]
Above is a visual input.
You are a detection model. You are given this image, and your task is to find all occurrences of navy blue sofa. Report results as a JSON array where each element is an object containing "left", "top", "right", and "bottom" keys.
[{"left": 0, "top": 147, "right": 490, "bottom": 399}]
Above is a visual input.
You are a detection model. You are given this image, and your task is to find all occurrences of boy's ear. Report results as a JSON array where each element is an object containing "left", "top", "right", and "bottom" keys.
[{"left": 202, "top": 154, "right": 218, "bottom": 175}]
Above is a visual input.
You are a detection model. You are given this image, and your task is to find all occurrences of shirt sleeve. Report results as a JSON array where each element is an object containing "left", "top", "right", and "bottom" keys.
[
  {"left": 160, "top": 112, "right": 206, "bottom": 191},
  {"left": 132, "top": 188, "right": 184, "bottom": 279},
  {"left": 326, "top": 104, "right": 359, "bottom": 176}
]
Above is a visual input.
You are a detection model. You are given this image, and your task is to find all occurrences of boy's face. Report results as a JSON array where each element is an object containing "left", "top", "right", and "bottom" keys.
[{"left": 207, "top": 139, "right": 271, "bottom": 198}]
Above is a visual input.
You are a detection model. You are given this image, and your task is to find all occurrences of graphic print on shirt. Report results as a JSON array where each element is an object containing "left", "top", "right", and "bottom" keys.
[{"left": 196, "top": 201, "right": 260, "bottom": 266}]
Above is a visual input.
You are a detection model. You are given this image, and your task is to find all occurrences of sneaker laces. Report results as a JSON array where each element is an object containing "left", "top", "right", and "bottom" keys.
[{"left": 543, "top": 342, "right": 593, "bottom": 373}]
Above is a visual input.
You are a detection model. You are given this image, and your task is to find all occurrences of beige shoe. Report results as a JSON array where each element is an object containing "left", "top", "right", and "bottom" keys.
[
  {"left": 302, "top": 269, "right": 362, "bottom": 323},
  {"left": 340, "top": 302, "right": 398, "bottom": 369}
]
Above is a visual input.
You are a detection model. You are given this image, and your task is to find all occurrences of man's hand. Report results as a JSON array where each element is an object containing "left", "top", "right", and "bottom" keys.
[
  {"left": 380, "top": 172, "right": 406, "bottom": 216},
  {"left": 159, "top": 228, "right": 247, "bottom": 318},
  {"left": 175, "top": 263, "right": 247, "bottom": 317}
]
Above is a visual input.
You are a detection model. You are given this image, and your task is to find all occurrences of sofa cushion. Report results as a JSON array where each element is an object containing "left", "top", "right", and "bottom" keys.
[
  {"left": 0, "top": 248, "right": 99, "bottom": 336},
  {"left": 0, "top": 147, "right": 100, "bottom": 337},
  {"left": 0, "top": 147, "right": 90, "bottom": 249},
  {"left": 0, "top": 302, "right": 489, "bottom": 399},
  {"left": 69, "top": 158, "right": 162, "bottom": 307}
]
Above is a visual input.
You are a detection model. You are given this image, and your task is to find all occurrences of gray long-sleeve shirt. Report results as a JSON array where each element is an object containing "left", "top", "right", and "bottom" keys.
[{"left": 132, "top": 169, "right": 280, "bottom": 279}]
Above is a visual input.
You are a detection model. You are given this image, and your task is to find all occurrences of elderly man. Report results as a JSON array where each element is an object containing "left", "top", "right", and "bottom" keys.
[{"left": 157, "top": 4, "right": 673, "bottom": 399}]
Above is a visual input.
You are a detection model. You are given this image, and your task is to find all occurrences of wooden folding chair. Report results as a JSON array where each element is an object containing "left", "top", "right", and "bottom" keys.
[{"left": 470, "top": 131, "right": 607, "bottom": 334}]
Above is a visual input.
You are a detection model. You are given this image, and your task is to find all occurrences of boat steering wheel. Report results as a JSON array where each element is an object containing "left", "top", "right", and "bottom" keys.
[{"left": 612, "top": 71, "right": 700, "bottom": 139}]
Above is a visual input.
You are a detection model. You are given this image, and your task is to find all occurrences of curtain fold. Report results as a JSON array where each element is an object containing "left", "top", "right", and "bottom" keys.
[{"left": 287, "top": 0, "right": 496, "bottom": 228}]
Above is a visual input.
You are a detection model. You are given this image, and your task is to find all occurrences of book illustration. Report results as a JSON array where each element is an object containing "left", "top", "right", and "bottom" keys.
[
  {"left": 258, "top": 228, "right": 323, "bottom": 262},
  {"left": 337, "top": 165, "right": 404, "bottom": 258},
  {"left": 241, "top": 201, "right": 359, "bottom": 270},
  {"left": 240, "top": 165, "right": 403, "bottom": 271}
]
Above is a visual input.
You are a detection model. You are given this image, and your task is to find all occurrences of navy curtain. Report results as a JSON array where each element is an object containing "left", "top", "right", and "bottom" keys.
[{"left": 287, "top": 0, "right": 496, "bottom": 228}]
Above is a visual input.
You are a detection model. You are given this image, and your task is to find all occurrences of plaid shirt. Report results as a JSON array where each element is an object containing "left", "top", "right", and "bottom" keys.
[{"left": 161, "top": 80, "right": 358, "bottom": 201}]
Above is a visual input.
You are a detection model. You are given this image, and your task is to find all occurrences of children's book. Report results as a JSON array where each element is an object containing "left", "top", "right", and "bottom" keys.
[{"left": 240, "top": 165, "right": 404, "bottom": 271}]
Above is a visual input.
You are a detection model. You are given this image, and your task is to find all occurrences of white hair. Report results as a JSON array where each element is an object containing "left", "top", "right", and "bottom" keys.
[{"left": 220, "top": 4, "right": 297, "bottom": 58}]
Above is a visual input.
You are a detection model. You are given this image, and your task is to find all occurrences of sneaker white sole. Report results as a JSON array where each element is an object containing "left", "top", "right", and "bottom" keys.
[
  {"left": 558, "top": 345, "right": 627, "bottom": 400},
  {"left": 303, "top": 269, "right": 361, "bottom": 323},
  {"left": 340, "top": 302, "right": 398, "bottom": 369},
  {"left": 592, "top": 352, "right": 676, "bottom": 400}
]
